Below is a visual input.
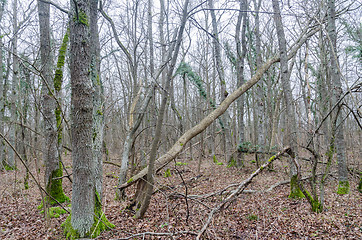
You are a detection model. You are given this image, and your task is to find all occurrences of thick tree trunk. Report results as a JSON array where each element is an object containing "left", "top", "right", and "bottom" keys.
[
  {"left": 90, "top": 0, "right": 104, "bottom": 200},
  {"left": 63, "top": 0, "right": 113, "bottom": 238},
  {"left": 272, "top": 0, "right": 303, "bottom": 199}
]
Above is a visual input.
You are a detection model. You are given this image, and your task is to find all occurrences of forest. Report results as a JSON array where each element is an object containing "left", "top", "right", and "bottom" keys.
[{"left": 0, "top": 0, "right": 361, "bottom": 239}]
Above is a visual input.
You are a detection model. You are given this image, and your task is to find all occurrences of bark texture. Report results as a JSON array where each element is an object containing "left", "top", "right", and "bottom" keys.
[{"left": 68, "top": 0, "right": 95, "bottom": 236}]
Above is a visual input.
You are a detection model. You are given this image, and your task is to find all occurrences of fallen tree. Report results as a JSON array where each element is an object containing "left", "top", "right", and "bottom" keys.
[{"left": 119, "top": 23, "right": 319, "bottom": 191}]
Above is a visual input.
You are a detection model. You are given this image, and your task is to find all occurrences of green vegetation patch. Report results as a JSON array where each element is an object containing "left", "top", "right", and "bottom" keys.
[
  {"left": 337, "top": 180, "right": 350, "bottom": 195},
  {"left": 288, "top": 175, "right": 305, "bottom": 199}
]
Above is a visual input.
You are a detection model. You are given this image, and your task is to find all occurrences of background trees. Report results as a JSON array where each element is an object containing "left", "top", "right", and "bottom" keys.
[{"left": 0, "top": 0, "right": 360, "bottom": 238}]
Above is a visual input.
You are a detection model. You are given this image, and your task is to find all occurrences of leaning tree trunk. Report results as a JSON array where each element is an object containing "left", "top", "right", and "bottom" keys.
[
  {"left": 62, "top": 0, "right": 114, "bottom": 238},
  {"left": 272, "top": 0, "right": 304, "bottom": 198},
  {"left": 327, "top": 0, "right": 349, "bottom": 195}
]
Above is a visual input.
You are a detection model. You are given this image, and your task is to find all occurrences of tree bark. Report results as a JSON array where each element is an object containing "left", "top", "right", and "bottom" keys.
[
  {"left": 8, "top": 0, "right": 18, "bottom": 169},
  {"left": 63, "top": 0, "right": 113, "bottom": 237}
]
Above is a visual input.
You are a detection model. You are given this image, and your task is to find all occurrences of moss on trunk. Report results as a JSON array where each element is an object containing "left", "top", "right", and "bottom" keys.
[
  {"left": 288, "top": 175, "right": 305, "bottom": 199},
  {"left": 62, "top": 192, "right": 114, "bottom": 239},
  {"left": 45, "top": 162, "right": 69, "bottom": 206},
  {"left": 337, "top": 180, "right": 349, "bottom": 195},
  {"left": 358, "top": 175, "right": 362, "bottom": 193}
]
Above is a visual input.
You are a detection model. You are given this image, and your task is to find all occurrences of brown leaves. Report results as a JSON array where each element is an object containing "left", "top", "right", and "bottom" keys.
[{"left": 0, "top": 154, "right": 361, "bottom": 239}]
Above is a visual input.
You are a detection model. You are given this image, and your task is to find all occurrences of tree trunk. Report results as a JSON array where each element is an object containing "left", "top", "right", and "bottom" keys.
[
  {"left": 236, "top": 0, "right": 247, "bottom": 168},
  {"left": 38, "top": 0, "right": 68, "bottom": 206},
  {"left": 209, "top": 0, "right": 229, "bottom": 162},
  {"left": 327, "top": 0, "right": 349, "bottom": 195},
  {"left": 8, "top": 0, "right": 18, "bottom": 169},
  {"left": 0, "top": 0, "right": 5, "bottom": 170},
  {"left": 63, "top": 0, "right": 114, "bottom": 237},
  {"left": 272, "top": 0, "right": 303, "bottom": 198},
  {"left": 134, "top": 0, "right": 189, "bottom": 219}
]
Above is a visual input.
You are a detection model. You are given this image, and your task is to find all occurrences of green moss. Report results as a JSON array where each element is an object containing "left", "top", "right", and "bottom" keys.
[
  {"left": 288, "top": 175, "right": 305, "bottom": 199},
  {"left": 4, "top": 164, "right": 16, "bottom": 171},
  {"left": 303, "top": 189, "right": 322, "bottom": 213},
  {"left": 42, "top": 207, "right": 67, "bottom": 218},
  {"left": 176, "top": 162, "right": 188, "bottom": 166},
  {"left": 216, "top": 162, "right": 223, "bottom": 165},
  {"left": 246, "top": 214, "right": 258, "bottom": 221},
  {"left": 213, "top": 155, "right": 217, "bottom": 163},
  {"left": 126, "top": 177, "right": 133, "bottom": 184},
  {"left": 45, "top": 162, "right": 69, "bottom": 206},
  {"left": 227, "top": 157, "right": 236, "bottom": 168},
  {"left": 55, "top": 107, "right": 62, "bottom": 144},
  {"left": 74, "top": 10, "right": 89, "bottom": 26},
  {"left": 54, "top": 29, "right": 69, "bottom": 92},
  {"left": 96, "top": 74, "right": 100, "bottom": 86},
  {"left": 164, "top": 168, "right": 171, "bottom": 177},
  {"left": 358, "top": 176, "right": 362, "bottom": 193},
  {"left": 62, "top": 192, "right": 114, "bottom": 239},
  {"left": 337, "top": 180, "right": 350, "bottom": 195},
  {"left": 97, "top": 109, "right": 103, "bottom": 116}
]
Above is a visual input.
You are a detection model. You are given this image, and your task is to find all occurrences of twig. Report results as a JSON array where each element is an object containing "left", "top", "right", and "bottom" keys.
[
  {"left": 104, "top": 161, "right": 121, "bottom": 168},
  {"left": 196, "top": 147, "right": 290, "bottom": 239}
]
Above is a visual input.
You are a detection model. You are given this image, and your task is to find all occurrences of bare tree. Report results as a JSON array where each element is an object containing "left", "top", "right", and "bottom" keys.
[
  {"left": 327, "top": 0, "right": 349, "bottom": 194},
  {"left": 272, "top": 0, "right": 303, "bottom": 198}
]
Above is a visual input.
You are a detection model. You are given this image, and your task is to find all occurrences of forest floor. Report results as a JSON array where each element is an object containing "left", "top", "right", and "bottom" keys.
[{"left": 0, "top": 151, "right": 361, "bottom": 240}]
